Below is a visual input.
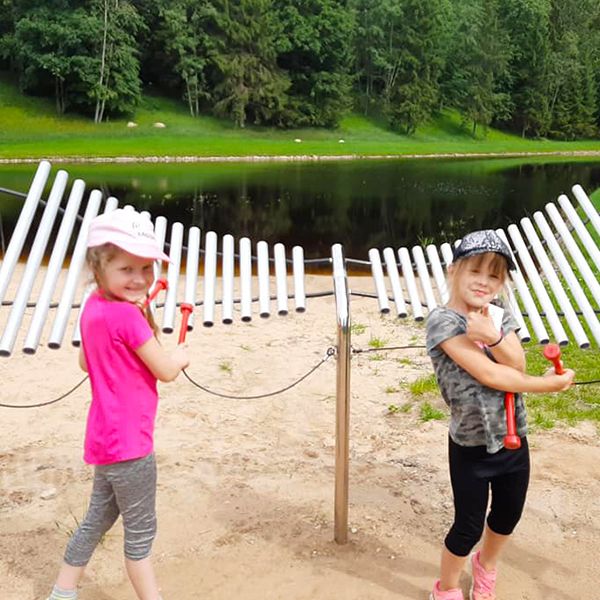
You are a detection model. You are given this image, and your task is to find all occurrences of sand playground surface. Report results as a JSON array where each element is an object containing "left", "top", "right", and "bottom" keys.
[{"left": 0, "top": 272, "right": 599, "bottom": 600}]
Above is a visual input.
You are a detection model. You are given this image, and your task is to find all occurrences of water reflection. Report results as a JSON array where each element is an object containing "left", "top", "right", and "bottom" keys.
[{"left": 1, "top": 158, "right": 600, "bottom": 259}]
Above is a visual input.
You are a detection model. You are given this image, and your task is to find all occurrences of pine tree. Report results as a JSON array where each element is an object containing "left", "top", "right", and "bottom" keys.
[{"left": 210, "top": 0, "right": 290, "bottom": 128}]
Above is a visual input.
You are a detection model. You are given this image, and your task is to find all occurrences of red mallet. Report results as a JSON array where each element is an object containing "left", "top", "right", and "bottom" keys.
[
  {"left": 543, "top": 343, "right": 564, "bottom": 375},
  {"left": 143, "top": 278, "right": 168, "bottom": 308},
  {"left": 178, "top": 303, "right": 194, "bottom": 344},
  {"left": 503, "top": 392, "right": 521, "bottom": 450}
]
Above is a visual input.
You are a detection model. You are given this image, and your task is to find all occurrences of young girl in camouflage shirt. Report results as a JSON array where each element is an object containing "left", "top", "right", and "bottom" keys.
[{"left": 426, "top": 230, "right": 574, "bottom": 600}]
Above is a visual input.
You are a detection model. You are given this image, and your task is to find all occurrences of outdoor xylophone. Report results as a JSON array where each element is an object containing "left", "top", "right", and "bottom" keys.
[{"left": 0, "top": 160, "right": 597, "bottom": 543}]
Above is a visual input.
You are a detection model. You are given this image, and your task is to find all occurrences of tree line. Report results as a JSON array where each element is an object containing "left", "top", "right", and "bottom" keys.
[{"left": 0, "top": 0, "right": 599, "bottom": 139}]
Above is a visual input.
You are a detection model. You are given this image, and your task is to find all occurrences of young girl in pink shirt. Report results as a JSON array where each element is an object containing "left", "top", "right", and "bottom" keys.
[{"left": 47, "top": 209, "right": 189, "bottom": 600}]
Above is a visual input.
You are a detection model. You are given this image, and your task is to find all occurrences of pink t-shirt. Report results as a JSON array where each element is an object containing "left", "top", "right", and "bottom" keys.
[{"left": 81, "top": 292, "right": 157, "bottom": 465}]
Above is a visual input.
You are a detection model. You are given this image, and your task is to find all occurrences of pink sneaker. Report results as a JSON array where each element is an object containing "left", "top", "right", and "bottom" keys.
[
  {"left": 470, "top": 550, "right": 497, "bottom": 600},
  {"left": 430, "top": 580, "right": 465, "bottom": 600}
]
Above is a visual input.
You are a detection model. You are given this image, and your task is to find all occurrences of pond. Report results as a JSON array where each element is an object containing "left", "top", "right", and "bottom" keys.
[{"left": 1, "top": 157, "right": 600, "bottom": 260}]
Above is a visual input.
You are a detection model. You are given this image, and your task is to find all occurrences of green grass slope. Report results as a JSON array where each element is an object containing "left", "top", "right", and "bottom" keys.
[{"left": 3, "top": 73, "right": 600, "bottom": 159}]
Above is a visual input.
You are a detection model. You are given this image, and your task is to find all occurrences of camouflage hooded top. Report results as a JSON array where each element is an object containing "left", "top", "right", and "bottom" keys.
[{"left": 426, "top": 303, "right": 527, "bottom": 453}]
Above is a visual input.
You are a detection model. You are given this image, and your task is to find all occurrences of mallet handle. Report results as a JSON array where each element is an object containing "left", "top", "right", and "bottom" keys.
[
  {"left": 178, "top": 303, "right": 194, "bottom": 344},
  {"left": 543, "top": 343, "right": 564, "bottom": 375},
  {"left": 503, "top": 392, "right": 521, "bottom": 450},
  {"left": 144, "top": 278, "right": 168, "bottom": 308}
]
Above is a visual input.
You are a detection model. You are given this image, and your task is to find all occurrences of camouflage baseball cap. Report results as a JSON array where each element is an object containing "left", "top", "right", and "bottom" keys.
[{"left": 452, "top": 229, "right": 516, "bottom": 271}]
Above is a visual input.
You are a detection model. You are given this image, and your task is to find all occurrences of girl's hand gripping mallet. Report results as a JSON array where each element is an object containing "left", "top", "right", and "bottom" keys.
[
  {"left": 543, "top": 343, "right": 564, "bottom": 375},
  {"left": 503, "top": 392, "right": 521, "bottom": 450},
  {"left": 143, "top": 278, "right": 168, "bottom": 309},
  {"left": 178, "top": 303, "right": 194, "bottom": 344}
]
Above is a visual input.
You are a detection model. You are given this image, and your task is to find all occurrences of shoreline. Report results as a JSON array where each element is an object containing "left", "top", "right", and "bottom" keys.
[{"left": 3, "top": 149, "right": 600, "bottom": 164}]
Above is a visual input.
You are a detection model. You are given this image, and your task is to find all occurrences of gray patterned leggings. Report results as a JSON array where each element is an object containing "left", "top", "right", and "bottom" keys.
[{"left": 64, "top": 453, "right": 157, "bottom": 566}]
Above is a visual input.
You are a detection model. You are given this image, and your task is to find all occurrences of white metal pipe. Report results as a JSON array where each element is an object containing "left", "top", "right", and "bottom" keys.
[
  {"left": 71, "top": 285, "right": 94, "bottom": 347},
  {"left": 239, "top": 237, "right": 252, "bottom": 322},
  {"left": 398, "top": 247, "right": 424, "bottom": 321},
  {"left": 292, "top": 245, "right": 306, "bottom": 313},
  {"left": 520, "top": 217, "right": 588, "bottom": 348},
  {"left": 23, "top": 179, "right": 85, "bottom": 354},
  {"left": 104, "top": 197, "right": 119, "bottom": 213},
  {"left": 426, "top": 244, "right": 449, "bottom": 304},
  {"left": 545, "top": 202, "right": 600, "bottom": 306},
  {"left": 383, "top": 247, "right": 407, "bottom": 318},
  {"left": 48, "top": 190, "right": 102, "bottom": 349},
  {"left": 534, "top": 211, "right": 600, "bottom": 347},
  {"left": 368, "top": 248, "right": 390, "bottom": 314},
  {"left": 274, "top": 243, "right": 288, "bottom": 316},
  {"left": 332, "top": 244, "right": 348, "bottom": 323},
  {"left": 440, "top": 242, "right": 454, "bottom": 268},
  {"left": 222, "top": 234, "right": 234, "bottom": 324},
  {"left": 507, "top": 225, "right": 566, "bottom": 344},
  {"left": 162, "top": 222, "right": 183, "bottom": 334},
  {"left": 202, "top": 231, "right": 217, "bottom": 327},
  {"left": 506, "top": 292, "right": 531, "bottom": 343},
  {"left": 184, "top": 227, "right": 200, "bottom": 331},
  {"left": 571, "top": 184, "right": 600, "bottom": 238},
  {"left": 558, "top": 194, "right": 600, "bottom": 272},
  {"left": 412, "top": 245, "right": 437, "bottom": 313},
  {"left": 148, "top": 216, "right": 168, "bottom": 316},
  {"left": 0, "top": 170, "right": 68, "bottom": 356},
  {"left": 503, "top": 279, "right": 531, "bottom": 343},
  {"left": 0, "top": 160, "right": 51, "bottom": 306},
  {"left": 257, "top": 240, "right": 270, "bottom": 318},
  {"left": 496, "top": 229, "right": 543, "bottom": 344}
]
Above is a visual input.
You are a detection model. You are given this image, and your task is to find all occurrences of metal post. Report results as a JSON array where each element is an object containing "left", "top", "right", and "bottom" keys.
[{"left": 332, "top": 244, "right": 350, "bottom": 544}]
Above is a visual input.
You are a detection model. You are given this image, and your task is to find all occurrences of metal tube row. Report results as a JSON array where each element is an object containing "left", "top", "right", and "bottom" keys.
[
  {"left": 23, "top": 179, "right": 86, "bottom": 354},
  {"left": 533, "top": 211, "right": 600, "bottom": 347},
  {"left": 4, "top": 160, "right": 600, "bottom": 351},
  {"left": 0, "top": 170, "right": 68, "bottom": 355}
]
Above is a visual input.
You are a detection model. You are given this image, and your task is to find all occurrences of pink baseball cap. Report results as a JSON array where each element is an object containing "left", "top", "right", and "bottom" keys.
[{"left": 87, "top": 208, "right": 170, "bottom": 262}]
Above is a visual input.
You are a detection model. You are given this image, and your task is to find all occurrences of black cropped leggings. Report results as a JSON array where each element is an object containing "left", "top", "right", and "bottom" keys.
[{"left": 444, "top": 436, "right": 530, "bottom": 557}]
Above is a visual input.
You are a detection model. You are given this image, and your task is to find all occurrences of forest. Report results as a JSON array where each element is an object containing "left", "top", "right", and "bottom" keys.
[{"left": 0, "top": 0, "right": 599, "bottom": 139}]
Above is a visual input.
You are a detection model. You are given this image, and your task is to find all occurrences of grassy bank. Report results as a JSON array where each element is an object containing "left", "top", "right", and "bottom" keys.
[
  {"left": 408, "top": 343, "right": 600, "bottom": 433},
  {"left": 3, "top": 74, "right": 600, "bottom": 161}
]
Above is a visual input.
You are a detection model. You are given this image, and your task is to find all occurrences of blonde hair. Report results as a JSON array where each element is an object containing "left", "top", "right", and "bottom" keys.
[
  {"left": 447, "top": 252, "right": 510, "bottom": 305},
  {"left": 86, "top": 243, "right": 159, "bottom": 336}
]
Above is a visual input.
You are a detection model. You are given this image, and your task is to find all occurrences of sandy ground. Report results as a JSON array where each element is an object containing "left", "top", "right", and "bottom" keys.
[{"left": 1, "top": 272, "right": 599, "bottom": 600}]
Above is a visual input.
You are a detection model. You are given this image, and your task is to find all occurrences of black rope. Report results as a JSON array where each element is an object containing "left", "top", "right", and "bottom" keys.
[
  {"left": 0, "top": 376, "right": 88, "bottom": 408},
  {"left": 2, "top": 351, "right": 600, "bottom": 411},
  {"left": 573, "top": 379, "right": 600, "bottom": 386},
  {"left": 352, "top": 344, "right": 426, "bottom": 354},
  {"left": 181, "top": 347, "right": 336, "bottom": 399}
]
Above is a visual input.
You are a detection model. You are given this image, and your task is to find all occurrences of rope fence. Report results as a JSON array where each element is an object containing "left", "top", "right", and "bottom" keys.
[{"left": 2, "top": 340, "right": 599, "bottom": 411}]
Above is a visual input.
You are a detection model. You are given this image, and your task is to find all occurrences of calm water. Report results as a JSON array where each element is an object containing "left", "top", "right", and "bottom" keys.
[{"left": 1, "top": 157, "right": 600, "bottom": 259}]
